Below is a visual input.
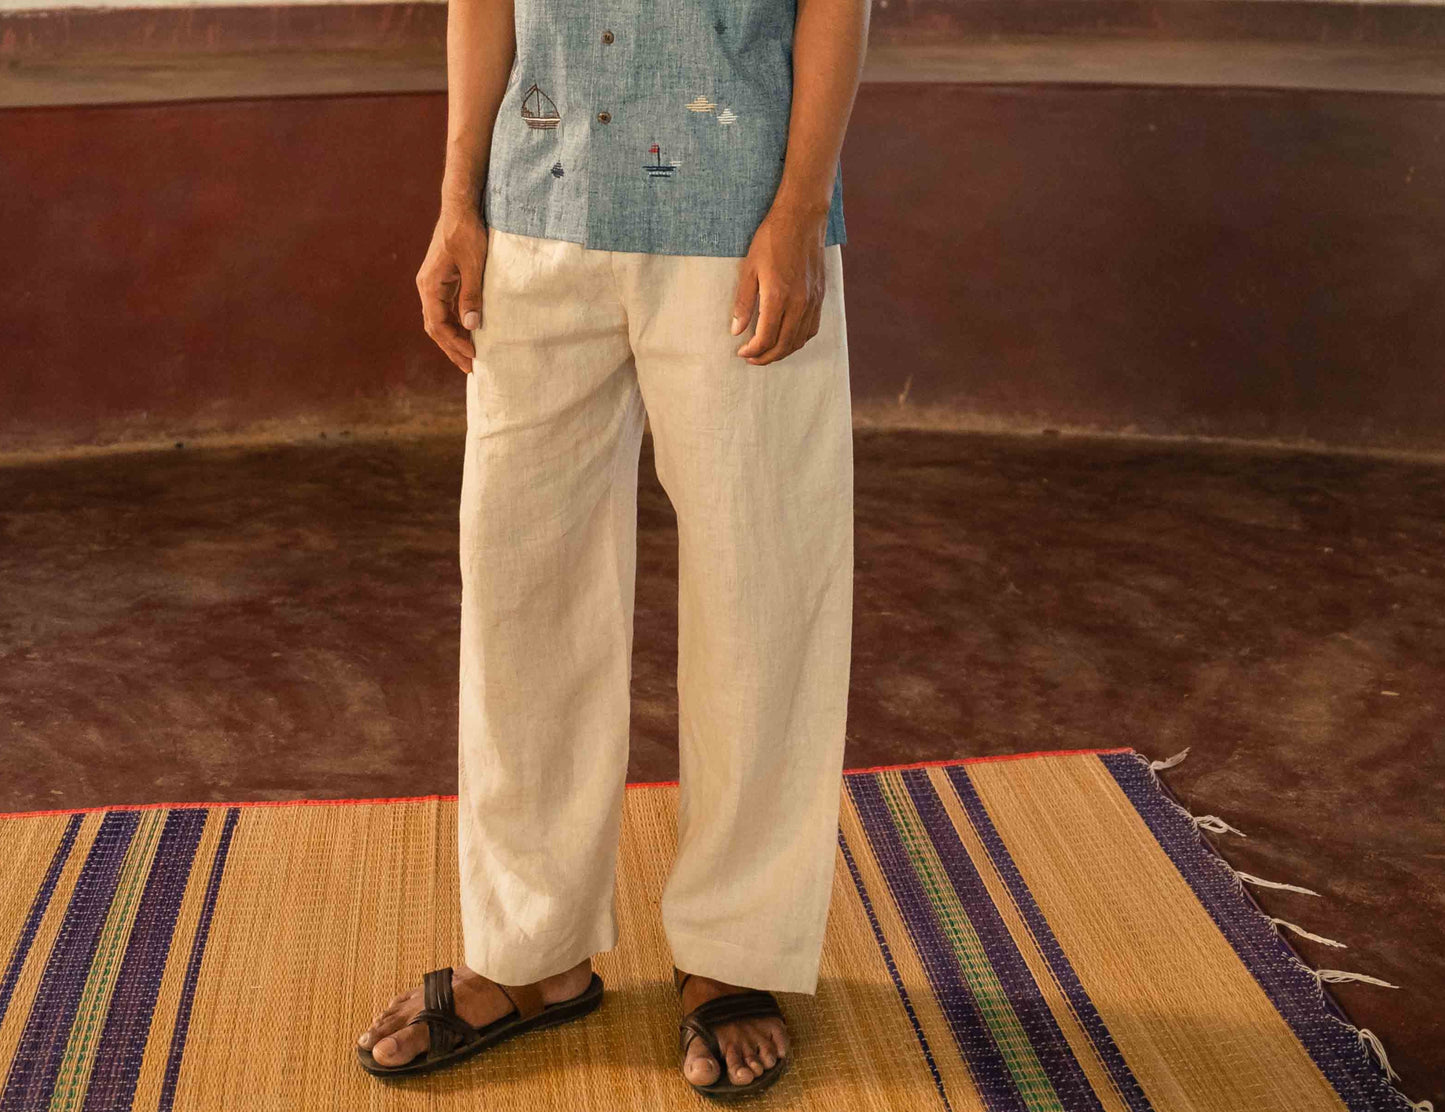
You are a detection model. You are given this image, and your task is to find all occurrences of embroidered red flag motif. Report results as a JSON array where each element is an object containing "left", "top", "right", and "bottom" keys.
[{"left": 644, "top": 141, "right": 678, "bottom": 177}]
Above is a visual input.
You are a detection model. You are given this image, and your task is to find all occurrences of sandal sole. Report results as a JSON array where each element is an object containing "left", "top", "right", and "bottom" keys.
[{"left": 356, "top": 971, "right": 605, "bottom": 1078}]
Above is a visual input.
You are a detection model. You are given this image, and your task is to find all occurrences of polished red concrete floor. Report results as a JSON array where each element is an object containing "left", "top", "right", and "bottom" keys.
[{"left": 1, "top": 429, "right": 1441, "bottom": 1095}]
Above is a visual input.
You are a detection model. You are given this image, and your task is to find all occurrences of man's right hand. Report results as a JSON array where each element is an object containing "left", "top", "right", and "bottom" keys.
[{"left": 417, "top": 203, "right": 489, "bottom": 374}]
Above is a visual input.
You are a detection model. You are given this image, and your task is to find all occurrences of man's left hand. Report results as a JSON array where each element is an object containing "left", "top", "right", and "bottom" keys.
[{"left": 730, "top": 204, "right": 829, "bottom": 366}]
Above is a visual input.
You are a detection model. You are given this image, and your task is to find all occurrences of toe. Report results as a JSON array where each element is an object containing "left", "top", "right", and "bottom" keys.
[
  {"left": 725, "top": 1043, "right": 755, "bottom": 1086},
  {"left": 359, "top": 990, "right": 416, "bottom": 1048},
  {"left": 683, "top": 1041, "right": 721, "bottom": 1087},
  {"left": 371, "top": 1022, "right": 427, "bottom": 1068},
  {"left": 743, "top": 1033, "right": 765, "bottom": 1077},
  {"left": 358, "top": 1006, "right": 410, "bottom": 1050}
]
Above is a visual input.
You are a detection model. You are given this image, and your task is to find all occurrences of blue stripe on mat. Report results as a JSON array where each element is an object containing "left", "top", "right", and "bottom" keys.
[
  {"left": 839, "top": 827, "right": 953, "bottom": 1112},
  {"left": 902, "top": 769, "right": 1104, "bottom": 1112},
  {"left": 81, "top": 808, "right": 208, "bottom": 1112},
  {"left": 0, "top": 811, "right": 141, "bottom": 1112},
  {"left": 1100, "top": 752, "right": 1409, "bottom": 1112},
  {"left": 944, "top": 765, "right": 1154, "bottom": 1112},
  {"left": 157, "top": 806, "right": 240, "bottom": 1112},
  {"left": 0, "top": 813, "right": 84, "bottom": 1031},
  {"left": 848, "top": 774, "right": 1030, "bottom": 1112}
]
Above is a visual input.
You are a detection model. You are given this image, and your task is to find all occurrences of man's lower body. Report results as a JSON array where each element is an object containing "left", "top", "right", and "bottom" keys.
[{"left": 359, "top": 227, "right": 854, "bottom": 1089}]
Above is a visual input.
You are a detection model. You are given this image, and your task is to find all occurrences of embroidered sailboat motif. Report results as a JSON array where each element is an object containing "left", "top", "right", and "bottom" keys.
[
  {"left": 643, "top": 142, "right": 680, "bottom": 178},
  {"left": 717, "top": 107, "right": 738, "bottom": 125},
  {"left": 551, "top": 161, "right": 564, "bottom": 178},
  {"left": 685, "top": 95, "right": 717, "bottom": 113},
  {"left": 521, "top": 83, "right": 561, "bottom": 129}
]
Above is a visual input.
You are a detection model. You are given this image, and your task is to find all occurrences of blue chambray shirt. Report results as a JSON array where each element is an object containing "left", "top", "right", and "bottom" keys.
[{"left": 480, "top": 0, "right": 848, "bottom": 258}]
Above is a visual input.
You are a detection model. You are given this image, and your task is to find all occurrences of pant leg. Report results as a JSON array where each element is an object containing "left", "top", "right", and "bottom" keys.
[
  {"left": 458, "top": 228, "right": 645, "bottom": 985},
  {"left": 616, "top": 244, "right": 854, "bottom": 995}
]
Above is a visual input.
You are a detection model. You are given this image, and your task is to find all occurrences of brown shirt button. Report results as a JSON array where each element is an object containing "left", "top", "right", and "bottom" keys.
[
  {"left": 601, "top": 29, "right": 615, "bottom": 44},
  {"left": 597, "top": 111, "right": 612, "bottom": 124}
]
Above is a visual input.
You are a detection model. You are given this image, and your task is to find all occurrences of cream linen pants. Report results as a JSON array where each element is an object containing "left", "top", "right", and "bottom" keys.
[{"left": 457, "top": 227, "right": 853, "bottom": 996}]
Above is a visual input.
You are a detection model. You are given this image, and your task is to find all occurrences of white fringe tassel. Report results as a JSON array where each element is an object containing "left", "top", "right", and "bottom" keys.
[
  {"left": 1269, "top": 917, "right": 1348, "bottom": 949},
  {"left": 1358, "top": 1028, "right": 1401, "bottom": 1082},
  {"left": 1193, "top": 814, "right": 1247, "bottom": 837},
  {"left": 1235, "top": 871, "right": 1321, "bottom": 897},
  {"left": 1356, "top": 1030, "right": 1436, "bottom": 1111},
  {"left": 1314, "top": 968, "right": 1400, "bottom": 989},
  {"left": 1136, "top": 746, "right": 1429, "bottom": 1111}
]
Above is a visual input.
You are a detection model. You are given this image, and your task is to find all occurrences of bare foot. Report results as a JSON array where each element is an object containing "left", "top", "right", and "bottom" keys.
[
  {"left": 678, "top": 972, "right": 789, "bottom": 1088},
  {"left": 357, "top": 957, "right": 594, "bottom": 1067}
]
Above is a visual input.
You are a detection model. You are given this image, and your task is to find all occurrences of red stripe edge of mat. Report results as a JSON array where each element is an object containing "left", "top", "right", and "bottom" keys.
[{"left": 0, "top": 747, "right": 1138, "bottom": 819}]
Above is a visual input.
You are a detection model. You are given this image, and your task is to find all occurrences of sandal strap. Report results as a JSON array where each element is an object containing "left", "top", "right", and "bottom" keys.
[
  {"left": 688, "top": 990, "right": 783, "bottom": 1027},
  {"left": 396, "top": 967, "right": 551, "bottom": 1065},
  {"left": 495, "top": 980, "right": 545, "bottom": 1022},
  {"left": 678, "top": 990, "right": 784, "bottom": 1060},
  {"left": 679, "top": 1014, "right": 725, "bottom": 1063},
  {"left": 407, "top": 1006, "right": 478, "bottom": 1056},
  {"left": 408, "top": 968, "right": 473, "bottom": 1058}
]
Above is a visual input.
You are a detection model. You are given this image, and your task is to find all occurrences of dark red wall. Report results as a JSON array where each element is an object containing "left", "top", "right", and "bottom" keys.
[
  {"left": 3, "top": 81, "right": 1444, "bottom": 451},
  {"left": 7, "top": 0, "right": 1445, "bottom": 57},
  {"left": 843, "top": 82, "right": 1445, "bottom": 446}
]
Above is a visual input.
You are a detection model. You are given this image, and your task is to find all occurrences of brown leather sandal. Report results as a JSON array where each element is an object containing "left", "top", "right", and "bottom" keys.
[
  {"left": 675, "top": 968, "right": 791, "bottom": 1100},
  {"left": 356, "top": 965, "right": 604, "bottom": 1077}
]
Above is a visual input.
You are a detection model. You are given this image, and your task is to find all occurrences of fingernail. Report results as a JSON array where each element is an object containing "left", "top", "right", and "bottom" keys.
[
  {"left": 463, "top": 311, "right": 479, "bottom": 330},
  {"left": 730, "top": 316, "right": 744, "bottom": 335}
]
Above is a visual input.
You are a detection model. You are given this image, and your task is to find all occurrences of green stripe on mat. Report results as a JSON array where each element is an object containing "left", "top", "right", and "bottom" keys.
[
  {"left": 48, "top": 809, "right": 166, "bottom": 1112},
  {"left": 879, "top": 771, "right": 1065, "bottom": 1112}
]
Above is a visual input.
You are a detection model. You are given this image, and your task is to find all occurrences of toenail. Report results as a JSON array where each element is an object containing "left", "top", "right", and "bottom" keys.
[{"left": 358, "top": 1033, "right": 371, "bottom": 1047}]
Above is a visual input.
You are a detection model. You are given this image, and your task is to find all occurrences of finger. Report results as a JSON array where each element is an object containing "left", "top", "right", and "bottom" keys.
[
  {"left": 788, "top": 294, "right": 823, "bottom": 353},
  {"left": 737, "top": 288, "right": 784, "bottom": 359},
  {"left": 730, "top": 262, "right": 759, "bottom": 336},
  {"left": 419, "top": 277, "right": 476, "bottom": 362},
  {"left": 744, "top": 300, "right": 803, "bottom": 365},
  {"left": 795, "top": 299, "right": 823, "bottom": 351},
  {"left": 457, "top": 247, "right": 487, "bottom": 332},
  {"left": 420, "top": 297, "right": 476, "bottom": 360},
  {"left": 426, "top": 319, "right": 477, "bottom": 372}
]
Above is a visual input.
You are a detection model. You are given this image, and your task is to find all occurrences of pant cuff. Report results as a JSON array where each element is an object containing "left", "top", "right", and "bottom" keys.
[
  {"left": 666, "top": 928, "right": 822, "bottom": 995},
  {"left": 464, "top": 919, "right": 618, "bottom": 987}
]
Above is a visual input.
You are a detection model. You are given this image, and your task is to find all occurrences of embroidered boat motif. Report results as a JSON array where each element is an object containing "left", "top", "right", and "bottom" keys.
[
  {"left": 521, "top": 83, "right": 561, "bottom": 129},
  {"left": 551, "top": 161, "right": 564, "bottom": 178},
  {"left": 643, "top": 142, "right": 680, "bottom": 178},
  {"left": 685, "top": 95, "right": 717, "bottom": 114},
  {"left": 717, "top": 107, "right": 738, "bottom": 126}
]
